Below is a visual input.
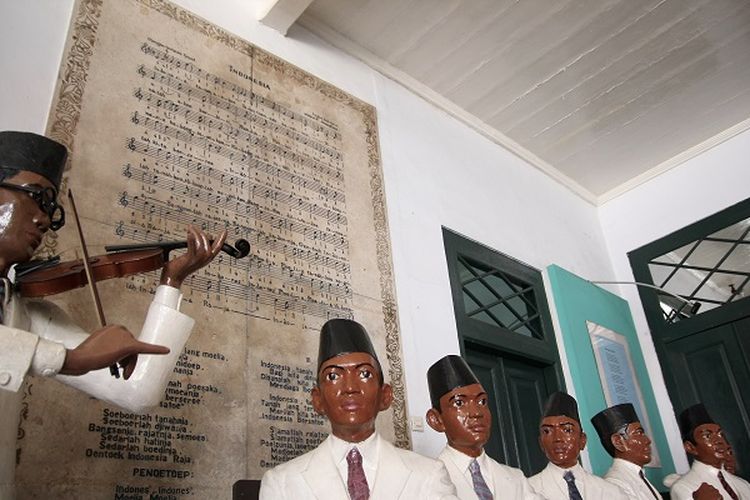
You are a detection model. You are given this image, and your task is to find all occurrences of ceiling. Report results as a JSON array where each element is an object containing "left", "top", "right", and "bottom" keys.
[{"left": 261, "top": 0, "right": 750, "bottom": 204}]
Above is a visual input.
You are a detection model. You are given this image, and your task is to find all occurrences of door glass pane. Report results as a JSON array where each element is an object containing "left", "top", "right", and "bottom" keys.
[
  {"left": 459, "top": 256, "right": 543, "bottom": 338},
  {"left": 647, "top": 216, "right": 750, "bottom": 323}
]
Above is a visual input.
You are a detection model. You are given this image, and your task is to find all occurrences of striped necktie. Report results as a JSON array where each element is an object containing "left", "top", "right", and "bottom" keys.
[
  {"left": 718, "top": 471, "right": 739, "bottom": 500},
  {"left": 564, "top": 470, "right": 583, "bottom": 500},
  {"left": 469, "top": 459, "right": 493, "bottom": 500},
  {"left": 346, "top": 447, "right": 369, "bottom": 500}
]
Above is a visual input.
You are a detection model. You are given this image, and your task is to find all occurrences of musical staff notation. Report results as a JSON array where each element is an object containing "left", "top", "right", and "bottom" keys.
[{"left": 115, "top": 39, "right": 356, "bottom": 325}]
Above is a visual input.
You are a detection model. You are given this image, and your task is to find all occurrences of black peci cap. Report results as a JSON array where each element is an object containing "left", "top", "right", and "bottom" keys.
[
  {"left": 542, "top": 391, "right": 580, "bottom": 423},
  {"left": 678, "top": 403, "right": 715, "bottom": 442},
  {"left": 427, "top": 355, "right": 480, "bottom": 409},
  {"left": 0, "top": 131, "right": 67, "bottom": 190},
  {"left": 591, "top": 403, "right": 639, "bottom": 455},
  {"left": 317, "top": 318, "right": 381, "bottom": 378}
]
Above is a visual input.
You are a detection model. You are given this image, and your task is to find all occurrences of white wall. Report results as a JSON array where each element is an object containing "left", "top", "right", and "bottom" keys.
[
  {"left": 1, "top": 0, "right": 618, "bottom": 460},
  {"left": 599, "top": 128, "right": 750, "bottom": 471},
  {"left": 0, "top": 0, "right": 75, "bottom": 133}
]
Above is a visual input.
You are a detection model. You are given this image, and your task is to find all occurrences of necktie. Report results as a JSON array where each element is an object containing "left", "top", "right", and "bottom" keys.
[
  {"left": 639, "top": 470, "right": 660, "bottom": 500},
  {"left": 469, "top": 459, "right": 493, "bottom": 500},
  {"left": 346, "top": 447, "right": 369, "bottom": 500},
  {"left": 718, "top": 471, "right": 739, "bottom": 500},
  {"left": 564, "top": 470, "right": 583, "bottom": 500}
]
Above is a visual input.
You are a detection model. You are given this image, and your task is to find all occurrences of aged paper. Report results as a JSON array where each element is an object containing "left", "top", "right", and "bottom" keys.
[{"left": 15, "top": 0, "right": 407, "bottom": 497}]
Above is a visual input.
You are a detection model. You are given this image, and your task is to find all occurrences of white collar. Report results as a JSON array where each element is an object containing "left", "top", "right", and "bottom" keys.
[
  {"left": 547, "top": 461, "right": 584, "bottom": 476},
  {"left": 329, "top": 431, "right": 379, "bottom": 470},
  {"left": 692, "top": 459, "right": 721, "bottom": 477},
  {"left": 613, "top": 457, "right": 643, "bottom": 474},
  {"left": 444, "top": 444, "right": 489, "bottom": 473}
]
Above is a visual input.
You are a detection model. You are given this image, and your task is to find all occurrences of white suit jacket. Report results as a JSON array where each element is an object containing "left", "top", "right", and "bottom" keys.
[
  {"left": 529, "top": 462, "right": 628, "bottom": 500},
  {"left": 0, "top": 287, "right": 193, "bottom": 500},
  {"left": 670, "top": 460, "right": 750, "bottom": 500},
  {"left": 604, "top": 458, "right": 661, "bottom": 500},
  {"left": 260, "top": 433, "right": 458, "bottom": 499},
  {"left": 437, "top": 445, "right": 543, "bottom": 500}
]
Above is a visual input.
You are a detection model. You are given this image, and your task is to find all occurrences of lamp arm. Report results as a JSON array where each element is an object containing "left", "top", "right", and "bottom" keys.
[{"left": 590, "top": 280, "right": 698, "bottom": 312}]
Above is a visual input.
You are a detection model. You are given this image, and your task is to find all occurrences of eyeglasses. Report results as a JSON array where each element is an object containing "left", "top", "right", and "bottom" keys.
[{"left": 0, "top": 182, "right": 65, "bottom": 231}]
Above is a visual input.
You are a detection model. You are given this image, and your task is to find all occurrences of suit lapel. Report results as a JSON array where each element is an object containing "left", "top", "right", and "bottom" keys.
[
  {"left": 371, "top": 435, "right": 412, "bottom": 499},
  {"left": 440, "top": 447, "right": 476, "bottom": 497},
  {"left": 302, "top": 437, "right": 349, "bottom": 499},
  {"left": 545, "top": 464, "right": 568, "bottom": 498},
  {"left": 486, "top": 458, "right": 517, "bottom": 497}
]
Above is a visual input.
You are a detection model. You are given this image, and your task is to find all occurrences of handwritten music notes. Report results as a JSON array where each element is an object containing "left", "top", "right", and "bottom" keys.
[{"left": 121, "top": 39, "right": 353, "bottom": 328}]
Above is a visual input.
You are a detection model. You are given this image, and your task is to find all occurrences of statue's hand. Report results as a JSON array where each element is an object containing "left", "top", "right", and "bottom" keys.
[
  {"left": 692, "top": 483, "right": 722, "bottom": 500},
  {"left": 159, "top": 226, "right": 227, "bottom": 289},
  {"left": 61, "top": 325, "right": 170, "bottom": 379}
]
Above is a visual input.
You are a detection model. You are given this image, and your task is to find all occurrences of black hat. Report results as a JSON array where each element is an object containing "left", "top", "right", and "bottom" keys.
[
  {"left": 678, "top": 403, "right": 715, "bottom": 442},
  {"left": 542, "top": 391, "right": 580, "bottom": 423},
  {"left": 427, "top": 355, "right": 480, "bottom": 409},
  {"left": 0, "top": 131, "right": 67, "bottom": 190},
  {"left": 591, "top": 403, "right": 639, "bottom": 455},
  {"left": 317, "top": 319, "right": 381, "bottom": 377}
]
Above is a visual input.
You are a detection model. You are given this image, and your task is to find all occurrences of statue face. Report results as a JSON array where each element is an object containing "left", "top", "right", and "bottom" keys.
[
  {"left": 539, "top": 415, "right": 586, "bottom": 468},
  {"left": 686, "top": 423, "right": 729, "bottom": 468},
  {"left": 311, "top": 352, "right": 392, "bottom": 442},
  {"left": 724, "top": 445, "right": 736, "bottom": 474},
  {"left": 0, "top": 171, "right": 54, "bottom": 270},
  {"left": 426, "top": 383, "right": 491, "bottom": 457},
  {"left": 613, "top": 422, "right": 652, "bottom": 467}
]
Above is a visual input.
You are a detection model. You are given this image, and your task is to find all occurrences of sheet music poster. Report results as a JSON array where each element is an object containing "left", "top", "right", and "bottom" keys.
[{"left": 15, "top": 0, "right": 408, "bottom": 497}]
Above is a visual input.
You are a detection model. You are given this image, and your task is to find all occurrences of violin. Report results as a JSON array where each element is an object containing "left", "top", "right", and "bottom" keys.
[
  {"left": 16, "top": 238, "right": 250, "bottom": 298},
  {"left": 18, "top": 189, "right": 249, "bottom": 378}
]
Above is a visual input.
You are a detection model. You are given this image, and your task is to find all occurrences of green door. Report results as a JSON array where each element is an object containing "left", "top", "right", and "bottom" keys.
[
  {"left": 664, "top": 318, "right": 750, "bottom": 478},
  {"left": 443, "top": 228, "right": 565, "bottom": 477},
  {"left": 466, "top": 346, "right": 553, "bottom": 475},
  {"left": 629, "top": 198, "right": 750, "bottom": 480}
]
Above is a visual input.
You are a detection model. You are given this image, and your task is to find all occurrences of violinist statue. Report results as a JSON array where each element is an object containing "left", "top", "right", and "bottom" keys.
[{"left": 0, "top": 131, "right": 226, "bottom": 498}]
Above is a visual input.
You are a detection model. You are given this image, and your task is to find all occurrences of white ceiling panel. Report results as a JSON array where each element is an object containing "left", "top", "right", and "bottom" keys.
[{"left": 295, "top": 0, "right": 750, "bottom": 202}]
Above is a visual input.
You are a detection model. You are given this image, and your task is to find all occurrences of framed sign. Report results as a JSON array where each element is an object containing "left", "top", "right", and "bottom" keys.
[{"left": 587, "top": 321, "right": 660, "bottom": 467}]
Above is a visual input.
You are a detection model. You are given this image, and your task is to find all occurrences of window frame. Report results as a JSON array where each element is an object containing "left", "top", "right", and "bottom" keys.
[
  {"left": 443, "top": 228, "right": 561, "bottom": 364},
  {"left": 629, "top": 197, "right": 750, "bottom": 342}
]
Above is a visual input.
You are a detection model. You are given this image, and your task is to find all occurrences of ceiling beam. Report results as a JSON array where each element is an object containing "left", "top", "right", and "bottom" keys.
[{"left": 256, "top": 0, "right": 314, "bottom": 36}]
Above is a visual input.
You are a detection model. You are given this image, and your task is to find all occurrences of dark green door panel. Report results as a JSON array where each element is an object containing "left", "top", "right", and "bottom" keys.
[
  {"left": 667, "top": 322, "right": 750, "bottom": 478},
  {"left": 465, "top": 346, "right": 551, "bottom": 476},
  {"left": 504, "top": 357, "right": 549, "bottom": 475},
  {"left": 443, "top": 228, "right": 564, "bottom": 477},
  {"left": 466, "top": 350, "right": 510, "bottom": 465},
  {"left": 629, "top": 198, "right": 750, "bottom": 481}
]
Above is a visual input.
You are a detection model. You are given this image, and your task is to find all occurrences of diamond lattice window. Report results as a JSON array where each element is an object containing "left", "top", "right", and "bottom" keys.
[
  {"left": 458, "top": 255, "right": 543, "bottom": 339},
  {"left": 647, "top": 217, "right": 750, "bottom": 323}
]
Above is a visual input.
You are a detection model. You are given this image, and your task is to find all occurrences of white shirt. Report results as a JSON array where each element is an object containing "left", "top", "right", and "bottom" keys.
[
  {"left": 670, "top": 460, "right": 750, "bottom": 500},
  {"left": 604, "top": 458, "right": 661, "bottom": 500},
  {"left": 329, "top": 431, "right": 380, "bottom": 491},
  {"left": 260, "top": 432, "right": 458, "bottom": 500},
  {"left": 1, "top": 286, "right": 192, "bottom": 500},
  {"left": 529, "top": 462, "right": 628, "bottom": 500},
  {"left": 442, "top": 446, "right": 496, "bottom": 493},
  {"left": 438, "top": 445, "right": 542, "bottom": 500},
  {"left": 0, "top": 285, "right": 182, "bottom": 391}
]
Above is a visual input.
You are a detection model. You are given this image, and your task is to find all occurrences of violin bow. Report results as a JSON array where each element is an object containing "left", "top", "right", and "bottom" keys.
[{"left": 67, "top": 190, "right": 120, "bottom": 378}]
